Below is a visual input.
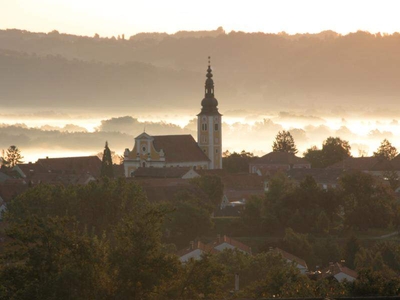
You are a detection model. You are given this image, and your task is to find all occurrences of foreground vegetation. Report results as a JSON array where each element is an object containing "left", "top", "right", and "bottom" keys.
[{"left": 0, "top": 178, "right": 400, "bottom": 299}]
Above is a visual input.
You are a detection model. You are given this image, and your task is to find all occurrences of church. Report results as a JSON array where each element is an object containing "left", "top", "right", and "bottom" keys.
[{"left": 123, "top": 59, "right": 222, "bottom": 177}]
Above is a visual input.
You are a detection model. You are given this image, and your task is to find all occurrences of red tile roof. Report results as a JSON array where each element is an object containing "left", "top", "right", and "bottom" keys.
[
  {"left": 176, "top": 240, "right": 219, "bottom": 257},
  {"left": 152, "top": 135, "right": 210, "bottom": 163},
  {"left": 320, "top": 262, "right": 358, "bottom": 280},
  {"left": 37, "top": 156, "right": 102, "bottom": 177},
  {"left": 14, "top": 163, "right": 48, "bottom": 178},
  {"left": 207, "top": 235, "right": 252, "bottom": 255},
  {"left": 272, "top": 247, "right": 308, "bottom": 269}
]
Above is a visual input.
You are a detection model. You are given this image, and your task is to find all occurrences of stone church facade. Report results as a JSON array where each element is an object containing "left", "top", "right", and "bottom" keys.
[{"left": 124, "top": 59, "right": 222, "bottom": 177}]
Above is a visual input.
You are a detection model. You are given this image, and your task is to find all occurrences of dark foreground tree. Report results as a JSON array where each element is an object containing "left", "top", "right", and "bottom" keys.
[
  {"left": 272, "top": 130, "right": 298, "bottom": 154},
  {"left": 101, "top": 141, "right": 114, "bottom": 178},
  {"left": 373, "top": 139, "right": 398, "bottom": 160},
  {"left": 4, "top": 145, "right": 23, "bottom": 167}
]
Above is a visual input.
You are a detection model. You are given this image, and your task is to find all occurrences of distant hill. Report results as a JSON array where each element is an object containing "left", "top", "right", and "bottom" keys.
[{"left": 1, "top": 28, "right": 400, "bottom": 110}]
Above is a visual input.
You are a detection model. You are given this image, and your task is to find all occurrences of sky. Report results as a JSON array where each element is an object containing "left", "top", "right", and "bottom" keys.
[{"left": 1, "top": 0, "right": 400, "bottom": 37}]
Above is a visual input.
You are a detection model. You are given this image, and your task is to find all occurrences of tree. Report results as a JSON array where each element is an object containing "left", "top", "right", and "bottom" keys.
[
  {"left": 101, "top": 141, "right": 114, "bottom": 178},
  {"left": 4, "top": 145, "right": 23, "bottom": 167},
  {"left": 304, "top": 137, "right": 351, "bottom": 168},
  {"left": 321, "top": 137, "right": 351, "bottom": 167},
  {"left": 272, "top": 130, "right": 298, "bottom": 154},
  {"left": 222, "top": 150, "right": 255, "bottom": 173},
  {"left": 373, "top": 139, "right": 398, "bottom": 160},
  {"left": 303, "top": 146, "right": 324, "bottom": 168}
]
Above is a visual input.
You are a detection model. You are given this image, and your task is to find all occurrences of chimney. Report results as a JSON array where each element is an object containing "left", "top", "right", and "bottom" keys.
[
  {"left": 190, "top": 241, "right": 194, "bottom": 250},
  {"left": 235, "top": 273, "right": 239, "bottom": 292},
  {"left": 217, "top": 234, "right": 221, "bottom": 243}
]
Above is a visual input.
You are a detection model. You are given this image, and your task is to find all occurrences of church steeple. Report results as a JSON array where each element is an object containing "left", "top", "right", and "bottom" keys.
[
  {"left": 197, "top": 57, "right": 222, "bottom": 170},
  {"left": 200, "top": 56, "right": 220, "bottom": 115}
]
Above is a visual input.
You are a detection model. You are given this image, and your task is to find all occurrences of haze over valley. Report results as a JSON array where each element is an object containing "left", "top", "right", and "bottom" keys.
[{"left": 1, "top": 28, "right": 400, "bottom": 161}]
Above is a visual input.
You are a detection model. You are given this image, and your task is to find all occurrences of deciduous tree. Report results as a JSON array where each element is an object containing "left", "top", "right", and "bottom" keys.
[
  {"left": 373, "top": 139, "right": 398, "bottom": 160},
  {"left": 272, "top": 130, "right": 298, "bottom": 154},
  {"left": 4, "top": 145, "right": 23, "bottom": 167}
]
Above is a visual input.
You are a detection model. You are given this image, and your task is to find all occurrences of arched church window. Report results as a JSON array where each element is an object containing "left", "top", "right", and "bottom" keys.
[
  {"left": 142, "top": 162, "right": 146, "bottom": 168},
  {"left": 214, "top": 124, "right": 219, "bottom": 131},
  {"left": 202, "top": 123, "right": 208, "bottom": 131}
]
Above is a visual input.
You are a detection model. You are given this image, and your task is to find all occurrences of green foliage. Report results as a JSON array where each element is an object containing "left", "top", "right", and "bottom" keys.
[
  {"left": 304, "top": 137, "right": 351, "bottom": 168},
  {"left": 3, "top": 145, "right": 23, "bottom": 167},
  {"left": 373, "top": 139, "right": 398, "bottom": 160},
  {"left": 272, "top": 130, "right": 298, "bottom": 154},
  {"left": 339, "top": 171, "right": 396, "bottom": 230},
  {"left": 0, "top": 216, "right": 111, "bottom": 300},
  {"left": 222, "top": 150, "right": 255, "bottom": 173},
  {"left": 351, "top": 268, "right": 400, "bottom": 296},
  {"left": 100, "top": 141, "right": 114, "bottom": 178},
  {"left": 190, "top": 175, "right": 224, "bottom": 208}
]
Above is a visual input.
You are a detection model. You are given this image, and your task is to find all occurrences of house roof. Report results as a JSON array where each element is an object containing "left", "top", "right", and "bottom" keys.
[
  {"left": 286, "top": 168, "right": 344, "bottom": 185},
  {"left": 176, "top": 240, "right": 219, "bottom": 257},
  {"left": 320, "top": 262, "right": 358, "bottom": 280},
  {"left": 133, "top": 167, "right": 197, "bottom": 178},
  {"left": 272, "top": 247, "right": 308, "bottom": 269},
  {"left": 14, "top": 163, "right": 48, "bottom": 178},
  {"left": 0, "top": 171, "right": 11, "bottom": 183},
  {"left": 152, "top": 135, "right": 210, "bottom": 163},
  {"left": 0, "top": 180, "right": 29, "bottom": 202},
  {"left": 36, "top": 156, "right": 102, "bottom": 177},
  {"left": 251, "top": 152, "right": 310, "bottom": 166},
  {"left": 207, "top": 235, "right": 252, "bottom": 254},
  {"left": 327, "top": 156, "right": 397, "bottom": 171}
]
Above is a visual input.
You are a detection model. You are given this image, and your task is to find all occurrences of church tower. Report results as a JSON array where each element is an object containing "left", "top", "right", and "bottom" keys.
[{"left": 197, "top": 57, "right": 222, "bottom": 169}]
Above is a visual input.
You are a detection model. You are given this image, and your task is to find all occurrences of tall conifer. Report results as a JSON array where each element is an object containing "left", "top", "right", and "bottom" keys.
[{"left": 101, "top": 141, "right": 114, "bottom": 178}]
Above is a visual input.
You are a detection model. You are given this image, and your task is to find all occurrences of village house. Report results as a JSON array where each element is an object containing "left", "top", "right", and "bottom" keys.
[
  {"left": 177, "top": 240, "right": 219, "bottom": 263},
  {"left": 271, "top": 247, "right": 308, "bottom": 274},
  {"left": 207, "top": 235, "right": 252, "bottom": 255},
  {"left": 319, "top": 262, "right": 358, "bottom": 282},
  {"left": 249, "top": 152, "right": 311, "bottom": 176}
]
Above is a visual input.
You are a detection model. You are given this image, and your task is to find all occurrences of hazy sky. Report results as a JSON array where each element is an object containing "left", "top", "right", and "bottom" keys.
[{"left": 1, "top": 0, "right": 400, "bottom": 37}]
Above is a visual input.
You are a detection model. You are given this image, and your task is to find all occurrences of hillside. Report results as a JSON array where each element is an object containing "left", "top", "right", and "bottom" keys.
[{"left": 1, "top": 28, "right": 400, "bottom": 110}]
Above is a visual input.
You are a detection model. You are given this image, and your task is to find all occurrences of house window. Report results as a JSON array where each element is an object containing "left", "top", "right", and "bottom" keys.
[
  {"left": 214, "top": 123, "right": 219, "bottom": 131},
  {"left": 202, "top": 123, "right": 208, "bottom": 131}
]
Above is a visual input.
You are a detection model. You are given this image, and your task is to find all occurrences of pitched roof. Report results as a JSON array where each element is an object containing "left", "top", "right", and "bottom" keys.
[
  {"left": 251, "top": 152, "right": 310, "bottom": 165},
  {"left": 176, "top": 240, "right": 219, "bottom": 257},
  {"left": 327, "top": 156, "right": 398, "bottom": 171},
  {"left": 37, "top": 156, "right": 102, "bottom": 177},
  {"left": 0, "top": 171, "right": 11, "bottom": 183},
  {"left": 320, "top": 262, "right": 358, "bottom": 280},
  {"left": 273, "top": 247, "right": 308, "bottom": 269},
  {"left": 14, "top": 163, "right": 48, "bottom": 178},
  {"left": 207, "top": 235, "right": 252, "bottom": 254},
  {"left": 0, "top": 180, "right": 29, "bottom": 202},
  {"left": 133, "top": 167, "right": 196, "bottom": 178},
  {"left": 152, "top": 135, "right": 210, "bottom": 163}
]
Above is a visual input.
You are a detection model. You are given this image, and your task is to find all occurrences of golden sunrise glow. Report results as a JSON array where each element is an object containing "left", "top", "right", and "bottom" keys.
[{"left": 2, "top": 0, "right": 400, "bottom": 37}]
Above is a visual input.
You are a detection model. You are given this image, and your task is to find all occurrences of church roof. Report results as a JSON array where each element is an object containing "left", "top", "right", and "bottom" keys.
[{"left": 152, "top": 135, "right": 210, "bottom": 163}]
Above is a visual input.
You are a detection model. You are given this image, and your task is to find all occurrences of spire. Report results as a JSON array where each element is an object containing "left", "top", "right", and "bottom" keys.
[
  {"left": 205, "top": 56, "right": 214, "bottom": 97},
  {"left": 199, "top": 56, "right": 220, "bottom": 115}
]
